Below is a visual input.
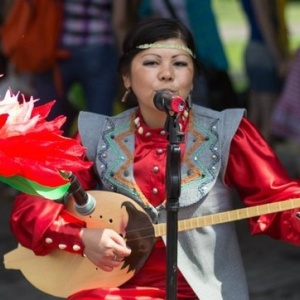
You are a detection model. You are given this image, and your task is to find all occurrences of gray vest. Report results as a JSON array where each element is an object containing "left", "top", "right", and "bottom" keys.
[{"left": 78, "top": 105, "right": 249, "bottom": 299}]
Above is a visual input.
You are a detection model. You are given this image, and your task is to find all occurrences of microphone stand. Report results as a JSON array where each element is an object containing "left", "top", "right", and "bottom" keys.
[{"left": 164, "top": 112, "right": 184, "bottom": 300}]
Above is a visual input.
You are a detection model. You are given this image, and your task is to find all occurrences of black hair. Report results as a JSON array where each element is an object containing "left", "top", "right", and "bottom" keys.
[{"left": 118, "top": 17, "right": 201, "bottom": 76}]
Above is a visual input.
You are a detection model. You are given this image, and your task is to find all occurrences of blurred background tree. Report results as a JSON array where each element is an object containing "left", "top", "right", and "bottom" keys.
[{"left": 212, "top": 0, "right": 300, "bottom": 93}]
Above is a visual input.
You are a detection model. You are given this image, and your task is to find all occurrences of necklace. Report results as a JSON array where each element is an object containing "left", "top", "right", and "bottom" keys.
[{"left": 134, "top": 109, "right": 189, "bottom": 137}]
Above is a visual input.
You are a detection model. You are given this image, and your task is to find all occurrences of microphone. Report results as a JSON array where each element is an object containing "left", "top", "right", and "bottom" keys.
[
  {"left": 154, "top": 90, "right": 186, "bottom": 113},
  {"left": 66, "top": 172, "right": 96, "bottom": 215}
]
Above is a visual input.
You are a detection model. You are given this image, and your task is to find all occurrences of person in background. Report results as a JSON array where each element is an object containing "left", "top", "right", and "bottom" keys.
[
  {"left": 240, "top": 0, "right": 290, "bottom": 142},
  {"left": 33, "top": 0, "right": 139, "bottom": 135},
  {"left": 9, "top": 18, "right": 300, "bottom": 300},
  {"left": 271, "top": 47, "right": 300, "bottom": 175},
  {"left": 0, "top": 0, "right": 35, "bottom": 101}
]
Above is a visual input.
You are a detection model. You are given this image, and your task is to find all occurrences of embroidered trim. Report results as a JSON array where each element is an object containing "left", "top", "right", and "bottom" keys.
[
  {"left": 182, "top": 111, "right": 204, "bottom": 184},
  {"left": 103, "top": 113, "right": 154, "bottom": 210}
]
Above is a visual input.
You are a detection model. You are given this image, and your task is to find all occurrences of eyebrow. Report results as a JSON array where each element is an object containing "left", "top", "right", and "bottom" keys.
[{"left": 140, "top": 53, "right": 190, "bottom": 59}]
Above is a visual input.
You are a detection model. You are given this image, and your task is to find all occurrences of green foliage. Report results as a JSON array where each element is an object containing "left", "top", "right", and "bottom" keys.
[{"left": 212, "top": 0, "right": 300, "bottom": 91}]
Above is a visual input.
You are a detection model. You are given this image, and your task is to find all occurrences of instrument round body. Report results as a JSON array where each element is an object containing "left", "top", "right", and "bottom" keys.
[{"left": 4, "top": 191, "right": 156, "bottom": 298}]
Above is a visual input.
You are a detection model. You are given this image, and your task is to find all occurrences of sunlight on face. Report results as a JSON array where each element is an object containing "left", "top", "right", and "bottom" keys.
[{"left": 123, "top": 38, "right": 194, "bottom": 128}]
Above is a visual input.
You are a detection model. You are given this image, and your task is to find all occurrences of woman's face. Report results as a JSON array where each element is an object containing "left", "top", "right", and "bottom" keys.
[{"left": 123, "top": 38, "right": 194, "bottom": 128}]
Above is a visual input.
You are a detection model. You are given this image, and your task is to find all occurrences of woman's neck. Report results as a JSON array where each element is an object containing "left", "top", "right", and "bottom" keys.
[{"left": 138, "top": 107, "right": 167, "bottom": 129}]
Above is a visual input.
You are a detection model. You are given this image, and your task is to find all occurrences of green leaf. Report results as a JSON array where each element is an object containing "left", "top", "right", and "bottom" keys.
[{"left": 0, "top": 175, "right": 70, "bottom": 200}]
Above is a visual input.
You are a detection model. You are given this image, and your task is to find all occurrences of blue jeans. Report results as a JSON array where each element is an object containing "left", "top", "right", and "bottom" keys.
[{"left": 34, "top": 43, "right": 118, "bottom": 134}]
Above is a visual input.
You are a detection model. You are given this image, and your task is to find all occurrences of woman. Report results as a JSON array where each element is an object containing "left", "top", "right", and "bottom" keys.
[{"left": 10, "top": 18, "right": 300, "bottom": 300}]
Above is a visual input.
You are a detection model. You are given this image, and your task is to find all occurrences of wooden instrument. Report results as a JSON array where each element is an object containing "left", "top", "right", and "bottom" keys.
[{"left": 4, "top": 190, "right": 300, "bottom": 298}]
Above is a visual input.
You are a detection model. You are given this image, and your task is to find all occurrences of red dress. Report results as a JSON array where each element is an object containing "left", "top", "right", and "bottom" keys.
[{"left": 10, "top": 117, "right": 300, "bottom": 299}]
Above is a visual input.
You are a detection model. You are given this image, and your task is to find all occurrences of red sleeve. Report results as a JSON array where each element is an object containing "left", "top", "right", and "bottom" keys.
[
  {"left": 10, "top": 194, "right": 85, "bottom": 255},
  {"left": 225, "top": 117, "right": 300, "bottom": 245},
  {"left": 10, "top": 142, "right": 98, "bottom": 255}
]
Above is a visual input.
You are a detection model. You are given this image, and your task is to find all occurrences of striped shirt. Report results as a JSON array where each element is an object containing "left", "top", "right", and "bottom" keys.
[{"left": 60, "top": 0, "right": 114, "bottom": 46}]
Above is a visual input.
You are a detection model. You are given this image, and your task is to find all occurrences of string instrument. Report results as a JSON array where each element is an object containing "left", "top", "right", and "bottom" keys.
[{"left": 4, "top": 188, "right": 300, "bottom": 298}]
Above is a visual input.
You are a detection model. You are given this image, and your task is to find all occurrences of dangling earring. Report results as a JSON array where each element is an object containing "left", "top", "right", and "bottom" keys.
[
  {"left": 187, "top": 93, "right": 192, "bottom": 109},
  {"left": 121, "top": 87, "right": 131, "bottom": 103}
]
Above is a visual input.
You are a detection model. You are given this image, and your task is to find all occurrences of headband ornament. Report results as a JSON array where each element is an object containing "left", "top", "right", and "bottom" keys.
[{"left": 136, "top": 43, "right": 196, "bottom": 58}]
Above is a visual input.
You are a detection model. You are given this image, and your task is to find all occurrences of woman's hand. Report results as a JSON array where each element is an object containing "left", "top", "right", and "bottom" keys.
[{"left": 80, "top": 228, "right": 131, "bottom": 272}]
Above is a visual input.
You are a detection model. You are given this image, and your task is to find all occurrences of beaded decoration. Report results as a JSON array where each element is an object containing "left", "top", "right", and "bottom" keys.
[{"left": 136, "top": 43, "right": 196, "bottom": 58}]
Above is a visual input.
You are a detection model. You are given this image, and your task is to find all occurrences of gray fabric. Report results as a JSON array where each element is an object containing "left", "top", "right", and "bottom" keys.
[{"left": 78, "top": 105, "right": 249, "bottom": 299}]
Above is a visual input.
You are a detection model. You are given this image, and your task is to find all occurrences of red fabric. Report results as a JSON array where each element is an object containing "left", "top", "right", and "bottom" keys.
[
  {"left": 43, "top": 210, "right": 85, "bottom": 255},
  {"left": 69, "top": 287, "right": 165, "bottom": 300},
  {"left": 133, "top": 110, "right": 188, "bottom": 206},
  {"left": 225, "top": 117, "right": 300, "bottom": 244},
  {"left": 10, "top": 194, "right": 86, "bottom": 255}
]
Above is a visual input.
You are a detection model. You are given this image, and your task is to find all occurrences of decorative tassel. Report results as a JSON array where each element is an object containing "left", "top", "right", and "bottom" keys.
[
  {"left": 0, "top": 89, "right": 92, "bottom": 199},
  {"left": 187, "top": 93, "right": 192, "bottom": 109}
]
